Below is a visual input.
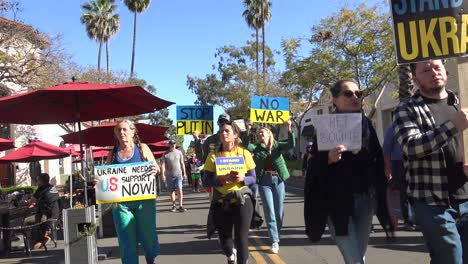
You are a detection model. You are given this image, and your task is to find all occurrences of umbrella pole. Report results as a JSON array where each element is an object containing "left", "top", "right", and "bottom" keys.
[
  {"left": 69, "top": 150, "right": 73, "bottom": 208},
  {"left": 78, "top": 121, "right": 89, "bottom": 207}
]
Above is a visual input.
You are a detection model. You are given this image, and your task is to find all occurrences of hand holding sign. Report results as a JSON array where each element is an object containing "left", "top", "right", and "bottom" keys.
[{"left": 328, "top": 145, "right": 347, "bottom": 164}]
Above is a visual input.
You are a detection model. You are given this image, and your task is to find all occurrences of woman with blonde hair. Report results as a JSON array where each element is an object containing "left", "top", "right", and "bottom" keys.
[
  {"left": 105, "top": 120, "right": 160, "bottom": 264},
  {"left": 245, "top": 120, "right": 295, "bottom": 254}
]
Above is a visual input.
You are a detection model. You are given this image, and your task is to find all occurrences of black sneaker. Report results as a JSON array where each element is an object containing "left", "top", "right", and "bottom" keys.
[{"left": 178, "top": 207, "right": 187, "bottom": 212}]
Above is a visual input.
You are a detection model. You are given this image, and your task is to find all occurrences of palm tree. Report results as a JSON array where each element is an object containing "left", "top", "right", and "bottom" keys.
[
  {"left": 81, "top": 0, "right": 120, "bottom": 74},
  {"left": 242, "top": 0, "right": 261, "bottom": 75},
  {"left": 259, "top": 0, "right": 272, "bottom": 81},
  {"left": 122, "top": 0, "right": 151, "bottom": 78},
  {"left": 103, "top": 5, "right": 120, "bottom": 74},
  {"left": 397, "top": 64, "right": 413, "bottom": 100}
]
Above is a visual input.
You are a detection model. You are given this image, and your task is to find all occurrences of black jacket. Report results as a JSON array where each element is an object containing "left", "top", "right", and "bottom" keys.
[{"left": 304, "top": 115, "right": 394, "bottom": 242}]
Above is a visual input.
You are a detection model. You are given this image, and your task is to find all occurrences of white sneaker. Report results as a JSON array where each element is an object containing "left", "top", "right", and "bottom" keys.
[
  {"left": 227, "top": 248, "right": 237, "bottom": 264},
  {"left": 271, "top": 242, "right": 279, "bottom": 254}
]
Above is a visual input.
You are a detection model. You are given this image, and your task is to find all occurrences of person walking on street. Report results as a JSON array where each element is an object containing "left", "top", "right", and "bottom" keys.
[
  {"left": 203, "top": 121, "right": 257, "bottom": 264},
  {"left": 245, "top": 119, "right": 295, "bottom": 254},
  {"left": 393, "top": 59, "right": 468, "bottom": 263},
  {"left": 161, "top": 139, "right": 188, "bottom": 212},
  {"left": 304, "top": 80, "right": 393, "bottom": 264},
  {"left": 194, "top": 113, "right": 231, "bottom": 163},
  {"left": 383, "top": 125, "right": 415, "bottom": 231},
  {"left": 105, "top": 120, "right": 160, "bottom": 264}
]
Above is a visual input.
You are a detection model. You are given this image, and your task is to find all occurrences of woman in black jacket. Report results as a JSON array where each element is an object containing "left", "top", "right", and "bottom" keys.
[{"left": 304, "top": 80, "right": 394, "bottom": 264}]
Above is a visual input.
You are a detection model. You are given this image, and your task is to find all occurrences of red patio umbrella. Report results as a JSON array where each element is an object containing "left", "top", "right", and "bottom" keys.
[
  {"left": 0, "top": 137, "right": 15, "bottom": 151},
  {"left": 67, "top": 144, "right": 107, "bottom": 157},
  {"left": 0, "top": 82, "right": 173, "bottom": 124},
  {"left": 73, "top": 149, "right": 110, "bottom": 163},
  {"left": 147, "top": 141, "right": 170, "bottom": 152},
  {"left": 0, "top": 140, "right": 69, "bottom": 163},
  {"left": 152, "top": 150, "right": 166, "bottom": 159},
  {"left": 61, "top": 122, "right": 169, "bottom": 147},
  {"left": 0, "top": 82, "right": 173, "bottom": 206}
]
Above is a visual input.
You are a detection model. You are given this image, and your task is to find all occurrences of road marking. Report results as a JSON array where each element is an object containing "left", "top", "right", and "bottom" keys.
[
  {"left": 286, "top": 185, "right": 304, "bottom": 191},
  {"left": 250, "top": 235, "right": 286, "bottom": 264},
  {"left": 249, "top": 245, "right": 268, "bottom": 264}
]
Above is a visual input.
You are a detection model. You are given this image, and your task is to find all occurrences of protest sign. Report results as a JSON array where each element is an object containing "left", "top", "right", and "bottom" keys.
[
  {"left": 233, "top": 119, "right": 246, "bottom": 132},
  {"left": 311, "top": 113, "right": 362, "bottom": 151},
  {"left": 94, "top": 162, "right": 156, "bottom": 204},
  {"left": 250, "top": 96, "right": 289, "bottom": 124},
  {"left": 390, "top": 0, "right": 468, "bottom": 64},
  {"left": 215, "top": 156, "right": 247, "bottom": 176},
  {"left": 176, "top": 105, "right": 214, "bottom": 135}
]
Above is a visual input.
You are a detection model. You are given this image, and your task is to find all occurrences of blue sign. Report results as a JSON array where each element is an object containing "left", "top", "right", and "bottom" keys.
[
  {"left": 251, "top": 96, "right": 289, "bottom": 111},
  {"left": 176, "top": 105, "right": 213, "bottom": 120}
]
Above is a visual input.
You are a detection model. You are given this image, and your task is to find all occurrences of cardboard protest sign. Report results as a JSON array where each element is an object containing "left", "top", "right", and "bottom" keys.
[
  {"left": 95, "top": 162, "right": 156, "bottom": 204},
  {"left": 215, "top": 156, "right": 247, "bottom": 176},
  {"left": 390, "top": 0, "right": 468, "bottom": 64},
  {"left": 176, "top": 105, "right": 214, "bottom": 135},
  {"left": 311, "top": 113, "right": 362, "bottom": 151},
  {"left": 250, "top": 96, "right": 289, "bottom": 124},
  {"left": 233, "top": 119, "right": 246, "bottom": 132}
]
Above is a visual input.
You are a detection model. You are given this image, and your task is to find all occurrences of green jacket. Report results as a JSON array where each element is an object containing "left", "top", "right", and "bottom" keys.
[{"left": 246, "top": 132, "right": 295, "bottom": 182}]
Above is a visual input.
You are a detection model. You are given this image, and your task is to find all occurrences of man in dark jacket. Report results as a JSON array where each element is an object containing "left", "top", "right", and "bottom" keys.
[
  {"left": 193, "top": 113, "right": 230, "bottom": 163},
  {"left": 28, "top": 173, "right": 60, "bottom": 249}
]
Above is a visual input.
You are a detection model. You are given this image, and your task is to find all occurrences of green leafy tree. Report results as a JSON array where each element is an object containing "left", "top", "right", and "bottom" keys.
[
  {"left": 282, "top": 3, "right": 396, "bottom": 117},
  {"left": 148, "top": 108, "right": 183, "bottom": 148},
  {"left": 187, "top": 40, "right": 275, "bottom": 119},
  {"left": 81, "top": 0, "right": 120, "bottom": 73},
  {"left": 122, "top": 0, "right": 151, "bottom": 78}
]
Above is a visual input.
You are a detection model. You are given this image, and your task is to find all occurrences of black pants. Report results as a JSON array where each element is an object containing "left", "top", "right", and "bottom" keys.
[{"left": 213, "top": 197, "right": 253, "bottom": 264}]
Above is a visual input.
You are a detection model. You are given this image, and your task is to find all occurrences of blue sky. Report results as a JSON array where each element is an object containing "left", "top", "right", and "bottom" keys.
[{"left": 19, "top": 0, "right": 381, "bottom": 149}]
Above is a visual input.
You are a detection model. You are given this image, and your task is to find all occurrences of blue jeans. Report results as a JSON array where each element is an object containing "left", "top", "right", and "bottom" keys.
[
  {"left": 328, "top": 193, "right": 374, "bottom": 264},
  {"left": 258, "top": 174, "right": 285, "bottom": 243},
  {"left": 413, "top": 199, "right": 468, "bottom": 264}
]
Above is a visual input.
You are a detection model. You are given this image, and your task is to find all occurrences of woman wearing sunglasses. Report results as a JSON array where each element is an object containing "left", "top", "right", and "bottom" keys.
[{"left": 304, "top": 80, "right": 393, "bottom": 264}]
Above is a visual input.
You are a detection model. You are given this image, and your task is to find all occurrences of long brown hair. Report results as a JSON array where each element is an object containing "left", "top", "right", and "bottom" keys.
[{"left": 217, "top": 121, "right": 241, "bottom": 152}]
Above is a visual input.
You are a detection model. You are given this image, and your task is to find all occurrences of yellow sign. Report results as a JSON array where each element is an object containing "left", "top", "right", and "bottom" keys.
[{"left": 176, "top": 120, "right": 213, "bottom": 135}]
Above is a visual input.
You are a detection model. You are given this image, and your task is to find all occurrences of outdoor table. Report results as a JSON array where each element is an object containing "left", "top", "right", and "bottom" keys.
[{"left": 0, "top": 203, "right": 36, "bottom": 255}]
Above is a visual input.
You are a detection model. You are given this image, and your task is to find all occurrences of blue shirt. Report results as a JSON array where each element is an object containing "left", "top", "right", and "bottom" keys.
[
  {"left": 383, "top": 126, "right": 402, "bottom": 161},
  {"left": 113, "top": 143, "right": 143, "bottom": 164}
]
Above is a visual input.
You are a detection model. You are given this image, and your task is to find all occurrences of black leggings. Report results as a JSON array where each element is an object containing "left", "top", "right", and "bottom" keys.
[{"left": 213, "top": 197, "right": 253, "bottom": 264}]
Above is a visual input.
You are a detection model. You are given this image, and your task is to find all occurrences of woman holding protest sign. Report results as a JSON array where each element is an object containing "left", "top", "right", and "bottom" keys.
[
  {"left": 244, "top": 119, "right": 295, "bottom": 254},
  {"left": 104, "top": 119, "right": 160, "bottom": 264},
  {"left": 304, "top": 80, "right": 393, "bottom": 264},
  {"left": 203, "top": 121, "right": 256, "bottom": 264}
]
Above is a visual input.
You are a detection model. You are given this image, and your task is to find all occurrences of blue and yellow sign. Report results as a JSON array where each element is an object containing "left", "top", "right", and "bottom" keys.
[
  {"left": 215, "top": 156, "right": 247, "bottom": 176},
  {"left": 250, "top": 96, "right": 289, "bottom": 124},
  {"left": 176, "top": 105, "right": 214, "bottom": 135}
]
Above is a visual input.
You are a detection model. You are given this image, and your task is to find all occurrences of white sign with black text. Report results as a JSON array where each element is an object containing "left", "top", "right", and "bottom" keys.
[{"left": 311, "top": 113, "right": 362, "bottom": 151}]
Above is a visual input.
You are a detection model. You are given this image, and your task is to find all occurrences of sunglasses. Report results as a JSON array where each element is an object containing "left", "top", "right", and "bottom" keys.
[{"left": 340, "top": 90, "right": 363, "bottom": 99}]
